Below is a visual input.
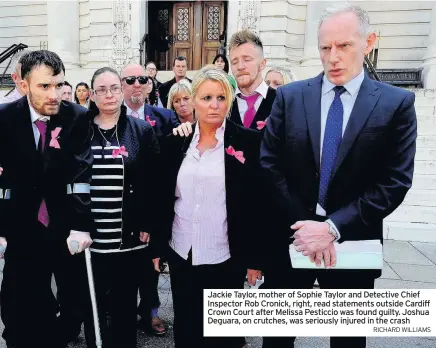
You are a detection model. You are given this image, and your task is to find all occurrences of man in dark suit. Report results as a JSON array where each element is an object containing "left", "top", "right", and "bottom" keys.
[
  {"left": 0, "top": 50, "right": 94, "bottom": 348},
  {"left": 158, "top": 56, "right": 192, "bottom": 109},
  {"left": 260, "top": 5, "right": 417, "bottom": 348},
  {"left": 122, "top": 63, "right": 180, "bottom": 137},
  {"left": 228, "top": 30, "right": 276, "bottom": 131}
]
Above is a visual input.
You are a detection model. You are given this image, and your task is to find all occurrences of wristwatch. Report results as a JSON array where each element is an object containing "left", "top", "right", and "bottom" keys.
[{"left": 326, "top": 221, "right": 339, "bottom": 241}]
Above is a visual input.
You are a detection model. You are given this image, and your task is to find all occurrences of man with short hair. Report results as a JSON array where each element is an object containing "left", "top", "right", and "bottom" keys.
[
  {"left": 0, "top": 50, "right": 30, "bottom": 104},
  {"left": 0, "top": 50, "right": 94, "bottom": 348},
  {"left": 158, "top": 56, "right": 192, "bottom": 108},
  {"left": 61, "top": 81, "right": 73, "bottom": 102},
  {"left": 260, "top": 5, "right": 417, "bottom": 348},
  {"left": 229, "top": 30, "right": 276, "bottom": 130},
  {"left": 122, "top": 63, "right": 179, "bottom": 137}
]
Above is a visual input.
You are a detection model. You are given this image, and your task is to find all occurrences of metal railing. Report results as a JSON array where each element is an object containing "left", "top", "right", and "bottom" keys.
[
  {"left": 364, "top": 55, "right": 381, "bottom": 82},
  {"left": 0, "top": 43, "right": 28, "bottom": 88}
]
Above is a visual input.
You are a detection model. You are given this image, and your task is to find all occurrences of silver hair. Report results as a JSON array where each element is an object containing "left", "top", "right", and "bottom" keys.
[
  {"left": 318, "top": 4, "right": 372, "bottom": 37},
  {"left": 10, "top": 49, "right": 30, "bottom": 75}
]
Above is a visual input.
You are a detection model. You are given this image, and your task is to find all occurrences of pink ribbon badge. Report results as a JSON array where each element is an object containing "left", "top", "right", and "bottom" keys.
[
  {"left": 49, "top": 127, "right": 62, "bottom": 148},
  {"left": 225, "top": 146, "right": 245, "bottom": 164},
  {"left": 146, "top": 115, "right": 156, "bottom": 127},
  {"left": 256, "top": 121, "right": 266, "bottom": 130},
  {"left": 112, "top": 146, "right": 129, "bottom": 158}
]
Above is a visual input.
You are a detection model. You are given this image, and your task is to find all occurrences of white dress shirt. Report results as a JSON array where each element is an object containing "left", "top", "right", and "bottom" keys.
[
  {"left": 235, "top": 80, "right": 269, "bottom": 123},
  {"left": 170, "top": 120, "right": 230, "bottom": 265},
  {"left": 124, "top": 102, "right": 145, "bottom": 120},
  {"left": 317, "top": 69, "right": 365, "bottom": 237},
  {"left": 28, "top": 99, "right": 50, "bottom": 149}
]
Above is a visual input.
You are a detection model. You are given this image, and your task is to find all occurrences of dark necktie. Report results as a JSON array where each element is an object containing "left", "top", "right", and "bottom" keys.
[
  {"left": 238, "top": 93, "right": 259, "bottom": 128},
  {"left": 35, "top": 119, "right": 50, "bottom": 227},
  {"left": 318, "top": 86, "right": 346, "bottom": 210}
]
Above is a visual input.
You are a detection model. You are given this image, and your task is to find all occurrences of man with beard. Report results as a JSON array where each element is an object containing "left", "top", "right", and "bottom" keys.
[
  {"left": 0, "top": 50, "right": 94, "bottom": 348},
  {"left": 229, "top": 30, "right": 276, "bottom": 131},
  {"left": 0, "top": 50, "right": 29, "bottom": 104},
  {"left": 122, "top": 63, "right": 179, "bottom": 137}
]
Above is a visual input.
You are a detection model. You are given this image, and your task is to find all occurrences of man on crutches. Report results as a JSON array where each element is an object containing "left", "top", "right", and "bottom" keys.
[{"left": 0, "top": 50, "right": 94, "bottom": 348}]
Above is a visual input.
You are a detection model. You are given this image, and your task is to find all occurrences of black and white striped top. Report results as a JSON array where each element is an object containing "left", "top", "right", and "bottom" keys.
[{"left": 89, "top": 123, "right": 146, "bottom": 254}]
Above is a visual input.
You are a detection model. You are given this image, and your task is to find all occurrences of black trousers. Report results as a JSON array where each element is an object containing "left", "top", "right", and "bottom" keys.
[
  {"left": 137, "top": 250, "right": 161, "bottom": 321},
  {"left": 262, "top": 265, "right": 375, "bottom": 348},
  {"left": 82, "top": 248, "right": 146, "bottom": 348},
  {"left": 168, "top": 247, "right": 246, "bottom": 348},
  {"left": 0, "top": 223, "right": 72, "bottom": 348}
]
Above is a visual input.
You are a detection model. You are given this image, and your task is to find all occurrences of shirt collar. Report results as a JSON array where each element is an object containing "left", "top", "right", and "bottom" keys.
[
  {"left": 192, "top": 118, "right": 226, "bottom": 144},
  {"left": 124, "top": 101, "right": 145, "bottom": 117},
  {"left": 236, "top": 80, "right": 269, "bottom": 100},
  {"left": 27, "top": 97, "right": 50, "bottom": 122},
  {"left": 322, "top": 69, "right": 365, "bottom": 97}
]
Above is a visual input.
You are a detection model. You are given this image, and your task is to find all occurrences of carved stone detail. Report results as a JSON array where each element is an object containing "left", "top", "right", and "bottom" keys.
[
  {"left": 111, "top": 0, "right": 132, "bottom": 73},
  {"left": 237, "top": 0, "right": 260, "bottom": 34}
]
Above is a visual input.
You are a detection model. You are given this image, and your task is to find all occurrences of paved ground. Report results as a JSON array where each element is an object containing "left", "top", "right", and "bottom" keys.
[{"left": 0, "top": 239, "right": 435, "bottom": 348}]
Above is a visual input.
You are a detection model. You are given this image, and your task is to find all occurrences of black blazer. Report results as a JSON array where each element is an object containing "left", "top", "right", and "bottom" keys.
[
  {"left": 261, "top": 73, "right": 417, "bottom": 275},
  {"left": 144, "top": 104, "right": 180, "bottom": 138},
  {"left": 230, "top": 87, "right": 276, "bottom": 130},
  {"left": 158, "top": 77, "right": 193, "bottom": 109},
  {"left": 88, "top": 105, "right": 162, "bottom": 249},
  {"left": 0, "top": 97, "right": 93, "bottom": 244},
  {"left": 159, "top": 120, "right": 265, "bottom": 270}
]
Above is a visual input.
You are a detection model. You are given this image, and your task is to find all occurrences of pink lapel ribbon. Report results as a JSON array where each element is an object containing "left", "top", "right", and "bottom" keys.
[
  {"left": 49, "top": 127, "right": 62, "bottom": 149},
  {"left": 112, "top": 146, "right": 129, "bottom": 158},
  {"left": 225, "top": 146, "right": 245, "bottom": 164},
  {"left": 146, "top": 115, "right": 156, "bottom": 127},
  {"left": 256, "top": 121, "right": 266, "bottom": 130}
]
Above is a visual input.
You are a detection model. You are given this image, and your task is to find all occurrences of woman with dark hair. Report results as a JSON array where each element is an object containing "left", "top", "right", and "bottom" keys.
[
  {"left": 81, "top": 67, "right": 162, "bottom": 348},
  {"left": 74, "top": 82, "right": 90, "bottom": 108},
  {"left": 213, "top": 54, "right": 236, "bottom": 89}
]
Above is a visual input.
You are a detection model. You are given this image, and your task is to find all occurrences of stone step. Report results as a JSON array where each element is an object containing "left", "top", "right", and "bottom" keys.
[
  {"left": 417, "top": 135, "right": 436, "bottom": 147},
  {"left": 403, "top": 189, "right": 436, "bottom": 206},
  {"left": 411, "top": 174, "right": 436, "bottom": 190},
  {"left": 386, "top": 205, "right": 436, "bottom": 224},
  {"left": 414, "top": 147, "right": 436, "bottom": 160},
  {"left": 408, "top": 89, "right": 436, "bottom": 98},
  {"left": 415, "top": 106, "right": 435, "bottom": 115},
  {"left": 414, "top": 161, "right": 436, "bottom": 175},
  {"left": 384, "top": 221, "right": 436, "bottom": 242}
]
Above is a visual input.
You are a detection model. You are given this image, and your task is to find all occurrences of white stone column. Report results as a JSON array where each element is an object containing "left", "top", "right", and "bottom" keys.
[
  {"left": 422, "top": 2, "right": 436, "bottom": 89},
  {"left": 46, "top": 0, "right": 80, "bottom": 69}
]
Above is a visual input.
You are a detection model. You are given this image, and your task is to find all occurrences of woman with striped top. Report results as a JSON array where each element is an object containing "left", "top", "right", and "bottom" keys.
[{"left": 82, "top": 67, "right": 161, "bottom": 348}]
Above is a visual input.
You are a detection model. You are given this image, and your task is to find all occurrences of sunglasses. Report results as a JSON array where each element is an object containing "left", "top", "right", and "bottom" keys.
[{"left": 123, "top": 76, "right": 149, "bottom": 85}]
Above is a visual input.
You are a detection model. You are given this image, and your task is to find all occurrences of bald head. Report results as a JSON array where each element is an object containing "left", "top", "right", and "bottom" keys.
[{"left": 121, "top": 63, "right": 146, "bottom": 78}]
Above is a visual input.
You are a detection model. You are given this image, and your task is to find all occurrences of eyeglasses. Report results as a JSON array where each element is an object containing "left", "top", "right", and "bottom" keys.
[
  {"left": 93, "top": 86, "right": 122, "bottom": 96},
  {"left": 146, "top": 67, "right": 157, "bottom": 71},
  {"left": 122, "top": 76, "right": 149, "bottom": 85}
]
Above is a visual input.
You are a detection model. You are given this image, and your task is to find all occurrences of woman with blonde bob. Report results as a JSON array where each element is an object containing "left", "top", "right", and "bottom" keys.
[
  {"left": 155, "top": 67, "right": 264, "bottom": 348},
  {"left": 166, "top": 79, "right": 195, "bottom": 123},
  {"left": 264, "top": 67, "right": 296, "bottom": 89}
]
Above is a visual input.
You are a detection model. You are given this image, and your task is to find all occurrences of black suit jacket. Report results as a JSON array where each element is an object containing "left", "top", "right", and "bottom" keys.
[
  {"left": 261, "top": 73, "right": 417, "bottom": 275},
  {"left": 158, "top": 120, "right": 265, "bottom": 270},
  {"left": 158, "top": 77, "right": 193, "bottom": 109},
  {"left": 144, "top": 104, "right": 180, "bottom": 137},
  {"left": 0, "top": 97, "right": 94, "bottom": 244},
  {"left": 230, "top": 87, "right": 276, "bottom": 130}
]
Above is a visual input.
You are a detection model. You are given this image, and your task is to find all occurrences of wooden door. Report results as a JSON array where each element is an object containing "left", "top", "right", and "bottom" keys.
[
  {"left": 201, "top": 2, "right": 225, "bottom": 67},
  {"left": 172, "top": 2, "right": 194, "bottom": 70}
]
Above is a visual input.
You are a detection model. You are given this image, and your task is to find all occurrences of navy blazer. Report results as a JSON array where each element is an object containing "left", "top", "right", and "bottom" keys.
[
  {"left": 261, "top": 73, "right": 417, "bottom": 275},
  {"left": 144, "top": 104, "right": 180, "bottom": 138}
]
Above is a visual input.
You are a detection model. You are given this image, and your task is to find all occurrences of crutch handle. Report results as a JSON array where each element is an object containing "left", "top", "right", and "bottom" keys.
[{"left": 0, "top": 245, "right": 6, "bottom": 254}]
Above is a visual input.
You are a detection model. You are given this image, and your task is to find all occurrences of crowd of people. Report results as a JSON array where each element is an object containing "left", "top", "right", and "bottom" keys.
[{"left": 0, "top": 4, "right": 417, "bottom": 348}]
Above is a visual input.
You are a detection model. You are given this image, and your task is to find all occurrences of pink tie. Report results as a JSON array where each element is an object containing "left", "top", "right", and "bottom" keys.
[
  {"left": 131, "top": 111, "right": 140, "bottom": 118},
  {"left": 239, "top": 93, "right": 259, "bottom": 128},
  {"left": 35, "top": 120, "right": 50, "bottom": 227}
]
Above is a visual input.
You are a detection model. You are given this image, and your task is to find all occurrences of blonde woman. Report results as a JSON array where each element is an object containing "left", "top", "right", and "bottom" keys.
[
  {"left": 167, "top": 80, "right": 195, "bottom": 123},
  {"left": 155, "top": 67, "right": 264, "bottom": 348},
  {"left": 264, "top": 67, "right": 295, "bottom": 89}
]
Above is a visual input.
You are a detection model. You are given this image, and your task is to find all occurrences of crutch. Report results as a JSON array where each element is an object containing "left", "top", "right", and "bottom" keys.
[
  {"left": 0, "top": 244, "right": 5, "bottom": 257},
  {"left": 70, "top": 240, "right": 103, "bottom": 348}
]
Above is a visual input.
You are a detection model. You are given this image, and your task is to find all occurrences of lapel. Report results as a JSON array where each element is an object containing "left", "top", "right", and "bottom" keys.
[
  {"left": 303, "top": 73, "right": 323, "bottom": 172},
  {"left": 251, "top": 87, "right": 276, "bottom": 129},
  {"left": 43, "top": 105, "right": 68, "bottom": 171},
  {"left": 15, "top": 97, "right": 40, "bottom": 166},
  {"left": 223, "top": 120, "right": 242, "bottom": 195},
  {"left": 331, "top": 76, "right": 380, "bottom": 177},
  {"left": 230, "top": 99, "right": 242, "bottom": 126}
]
